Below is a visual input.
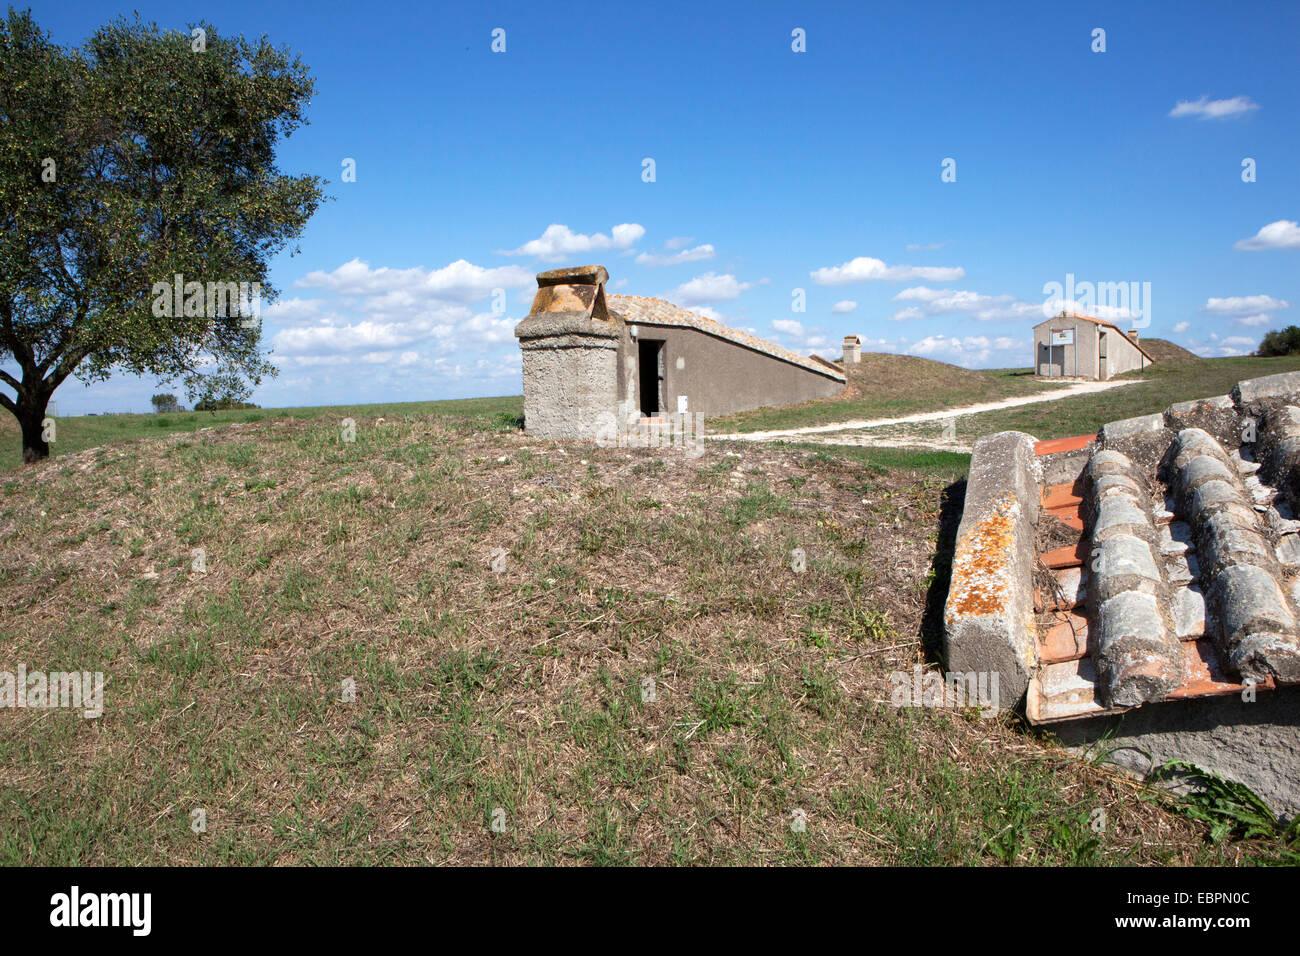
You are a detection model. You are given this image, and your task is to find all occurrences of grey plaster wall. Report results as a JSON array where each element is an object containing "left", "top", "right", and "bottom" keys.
[
  {"left": 520, "top": 338, "right": 618, "bottom": 440},
  {"left": 1034, "top": 319, "right": 1101, "bottom": 378},
  {"left": 1049, "top": 687, "right": 1300, "bottom": 819},
  {"left": 1033, "top": 318, "right": 1149, "bottom": 380},
  {"left": 618, "top": 324, "right": 843, "bottom": 417}
]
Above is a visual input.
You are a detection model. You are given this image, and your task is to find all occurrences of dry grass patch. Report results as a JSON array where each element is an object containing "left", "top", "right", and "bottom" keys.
[{"left": 0, "top": 414, "right": 1267, "bottom": 864}]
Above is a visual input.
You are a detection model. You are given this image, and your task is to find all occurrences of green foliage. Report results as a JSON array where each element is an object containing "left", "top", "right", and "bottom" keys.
[
  {"left": 491, "top": 410, "right": 525, "bottom": 432},
  {"left": 150, "top": 393, "right": 179, "bottom": 413},
  {"left": 1163, "top": 759, "right": 1300, "bottom": 857},
  {"left": 1256, "top": 326, "right": 1300, "bottom": 357},
  {"left": 193, "top": 397, "right": 259, "bottom": 412},
  {"left": 0, "top": 10, "right": 325, "bottom": 459}
]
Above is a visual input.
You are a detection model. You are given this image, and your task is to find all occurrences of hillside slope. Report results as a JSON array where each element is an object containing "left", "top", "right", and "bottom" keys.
[
  {"left": 713, "top": 353, "right": 1066, "bottom": 433},
  {"left": 1140, "top": 338, "right": 1202, "bottom": 366},
  {"left": 0, "top": 413, "right": 1247, "bottom": 865}
]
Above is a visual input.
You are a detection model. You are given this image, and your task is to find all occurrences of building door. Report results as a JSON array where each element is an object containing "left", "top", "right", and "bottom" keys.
[
  {"left": 638, "top": 339, "right": 664, "bottom": 415},
  {"left": 1098, "top": 331, "right": 1108, "bottom": 380}
]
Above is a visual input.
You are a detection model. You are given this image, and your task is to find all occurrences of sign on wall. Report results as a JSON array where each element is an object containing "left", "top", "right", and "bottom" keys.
[{"left": 1050, "top": 328, "right": 1075, "bottom": 346}]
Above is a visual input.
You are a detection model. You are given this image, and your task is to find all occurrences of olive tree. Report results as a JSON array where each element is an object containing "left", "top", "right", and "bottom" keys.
[{"left": 0, "top": 11, "right": 325, "bottom": 461}]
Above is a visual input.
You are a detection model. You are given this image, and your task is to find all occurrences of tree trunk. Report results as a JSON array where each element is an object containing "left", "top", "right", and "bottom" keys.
[{"left": 18, "top": 395, "right": 51, "bottom": 463}]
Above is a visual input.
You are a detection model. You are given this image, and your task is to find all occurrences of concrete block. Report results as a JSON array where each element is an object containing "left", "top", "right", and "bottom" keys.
[
  {"left": 1102, "top": 413, "right": 1166, "bottom": 444},
  {"left": 1049, "top": 688, "right": 1300, "bottom": 819},
  {"left": 1234, "top": 371, "right": 1300, "bottom": 408},
  {"left": 944, "top": 432, "right": 1042, "bottom": 710},
  {"left": 1167, "top": 395, "right": 1235, "bottom": 418}
]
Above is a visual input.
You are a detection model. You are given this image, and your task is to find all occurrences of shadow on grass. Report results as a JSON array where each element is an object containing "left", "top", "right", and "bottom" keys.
[{"left": 920, "top": 477, "right": 966, "bottom": 666}]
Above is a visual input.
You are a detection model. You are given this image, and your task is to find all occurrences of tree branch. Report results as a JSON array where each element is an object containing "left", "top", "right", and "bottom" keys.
[
  {"left": 46, "top": 344, "right": 90, "bottom": 392},
  {"left": 0, "top": 298, "right": 37, "bottom": 375}
]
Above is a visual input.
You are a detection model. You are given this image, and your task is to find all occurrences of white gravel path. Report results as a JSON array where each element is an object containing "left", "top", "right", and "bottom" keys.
[{"left": 710, "top": 378, "right": 1135, "bottom": 445}]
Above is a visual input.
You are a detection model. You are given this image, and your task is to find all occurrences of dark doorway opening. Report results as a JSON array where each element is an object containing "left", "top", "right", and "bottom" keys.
[{"left": 638, "top": 339, "right": 664, "bottom": 415}]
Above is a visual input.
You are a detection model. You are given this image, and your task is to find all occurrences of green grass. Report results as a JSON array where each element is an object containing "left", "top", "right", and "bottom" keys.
[
  {"left": 791, "top": 444, "right": 973, "bottom": 482},
  {"left": 2, "top": 395, "right": 523, "bottom": 471},
  {"left": 711, "top": 362, "right": 1066, "bottom": 434},
  {"left": 958, "top": 354, "right": 1300, "bottom": 441},
  {"left": 0, "top": 412, "right": 1253, "bottom": 865}
]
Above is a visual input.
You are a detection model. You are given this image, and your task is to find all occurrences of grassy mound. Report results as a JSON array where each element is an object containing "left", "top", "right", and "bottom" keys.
[
  {"left": 0, "top": 412, "right": 1254, "bottom": 865},
  {"left": 1140, "top": 338, "right": 1202, "bottom": 366},
  {"left": 713, "top": 355, "right": 1063, "bottom": 433}
]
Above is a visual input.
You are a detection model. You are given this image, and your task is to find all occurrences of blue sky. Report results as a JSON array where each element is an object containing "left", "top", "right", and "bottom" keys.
[{"left": 19, "top": 0, "right": 1300, "bottom": 414}]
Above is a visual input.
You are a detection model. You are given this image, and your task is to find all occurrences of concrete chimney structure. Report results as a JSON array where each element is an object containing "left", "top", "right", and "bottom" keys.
[
  {"left": 513, "top": 265, "right": 620, "bottom": 440},
  {"left": 842, "top": 335, "right": 861, "bottom": 364}
]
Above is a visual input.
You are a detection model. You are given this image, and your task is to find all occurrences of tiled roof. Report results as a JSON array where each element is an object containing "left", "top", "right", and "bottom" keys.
[
  {"left": 609, "top": 295, "right": 846, "bottom": 383},
  {"left": 1027, "top": 373, "right": 1300, "bottom": 722}
]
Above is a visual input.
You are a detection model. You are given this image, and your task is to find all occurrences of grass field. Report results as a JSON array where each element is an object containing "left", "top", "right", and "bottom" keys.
[
  {"left": 6, "top": 356, "right": 1300, "bottom": 864},
  {"left": 731, "top": 353, "right": 1300, "bottom": 451},
  {"left": 0, "top": 396, "right": 523, "bottom": 472},
  {"left": 2, "top": 400, "right": 1294, "bottom": 864},
  {"left": 954, "top": 354, "right": 1300, "bottom": 442},
  {"left": 711, "top": 355, "right": 1069, "bottom": 434}
]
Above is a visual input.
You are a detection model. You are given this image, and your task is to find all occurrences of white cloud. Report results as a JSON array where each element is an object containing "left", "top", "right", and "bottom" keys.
[
  {"left": 1172, "top": 321, "right": 1190, "bottom": 333},
  {"left": 271, "top": 255, "right": 534, "bottom": 381},
  {"left": 635, "top": 243, "right": 716, "bottom": 267},
  {"left": 669, "top": 272, "right": 754, "bottom": 305},
  {"left": 264, "top": 297, "right": 326, "bottom": 324},
  {"left": 1234, "top": 220, "right": 1300, "bottom": 251},
  {"left": 1203, "top": 294, "right": 1290, "bottom": 315},
  {"left": 889, "top": 286, "right": 1042, "bottom": 322},
  {"left": 1202, "top": 294, "right": 1291, "bottom": 329},
  {"left": 905, "top": 241, "right": 949, "bottom": 252},
  {"left": 664, "top": 236, "right": 694, "bottom": 250},
  {"left": 1188, "top": 332, "right": 1261, "bottom": 358},
  {"left": 907, "top": 334, "right": 1029, "bottom": 368},
  {"left": 811, "top": 256, "right": 964, "bottom": 285},
  {"left": 771, "top": 319, "right": 804, "bottom": 336},
  {"left": 1169, "top": 95, "right": 1259, "bottom": 120},
  {"left": 499, "top": 222, "right": 646, "bottom": 261},
  {"left": 830, "top": 300, "right": 858, "bottom": 314},
  {"left": 296, "top": 258, "right": 533, "bottom": 304}
]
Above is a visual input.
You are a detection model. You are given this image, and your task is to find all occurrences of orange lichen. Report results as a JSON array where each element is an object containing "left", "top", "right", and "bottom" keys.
[{"left": 947, "top": 494, "right": 1017, "bottom": 617}]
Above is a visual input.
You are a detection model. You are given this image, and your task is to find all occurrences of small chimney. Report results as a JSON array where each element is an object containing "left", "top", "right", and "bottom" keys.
[
  {"left": 842, "top": 334, "right": 861, "bottom": 365},
  {"left": 514, "top": 265, "right": 619, "bottom": 440},
  {"left": 1126, "top": 330, "right": 1139, "bottom": 343},
  {"left": 524, "top": 265, "right": 611, "bottom": 322}
]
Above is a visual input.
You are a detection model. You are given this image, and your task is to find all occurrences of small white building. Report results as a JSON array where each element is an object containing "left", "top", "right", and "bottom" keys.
[{"left": 1033, "top": 312, "right": 1154, "bottom": 380}]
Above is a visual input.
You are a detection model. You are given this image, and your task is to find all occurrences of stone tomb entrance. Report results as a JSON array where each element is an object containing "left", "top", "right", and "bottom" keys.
[{"left": 513, "top": 264, "right": 847, "bottom": 440}]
